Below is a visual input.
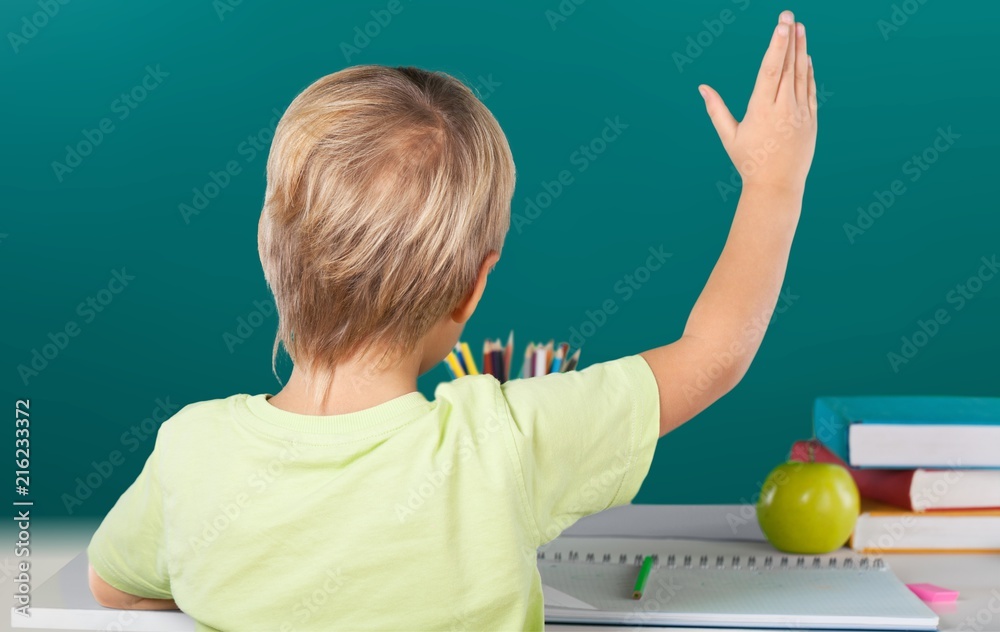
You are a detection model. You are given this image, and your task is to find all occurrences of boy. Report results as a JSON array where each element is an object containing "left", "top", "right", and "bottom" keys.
[{"left": 88, "top": 10, "right": 816, "bottom": 630}]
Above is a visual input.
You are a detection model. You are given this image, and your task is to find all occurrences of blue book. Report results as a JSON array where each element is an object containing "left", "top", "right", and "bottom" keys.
[{"left": 814, "top": 396, "right": 1000, "bottom": 469}]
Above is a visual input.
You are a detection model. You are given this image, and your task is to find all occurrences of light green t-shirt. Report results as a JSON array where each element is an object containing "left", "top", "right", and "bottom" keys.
[{"left": 88, "top": 355, "right": 660, "bottom": 631}]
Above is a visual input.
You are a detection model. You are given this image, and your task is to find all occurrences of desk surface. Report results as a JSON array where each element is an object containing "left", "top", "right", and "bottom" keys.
[{"left": 11, "top": 505, "right": 1000, "bottom": 631}]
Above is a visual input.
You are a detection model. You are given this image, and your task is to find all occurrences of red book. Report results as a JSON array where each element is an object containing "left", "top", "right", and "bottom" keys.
[{"left": 790, "top": 440, "right": 1000, "bottom": 512}]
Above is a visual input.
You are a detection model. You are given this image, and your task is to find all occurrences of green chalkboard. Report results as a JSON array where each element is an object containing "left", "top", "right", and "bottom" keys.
[{"left": 4, "top": 0, "right": 998, "bottom": 519}]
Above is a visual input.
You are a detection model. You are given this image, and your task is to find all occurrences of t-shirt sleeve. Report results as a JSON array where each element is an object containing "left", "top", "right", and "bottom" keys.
[
  {"left": 499, "top": 354, "right": 660, "bottom": 545},
  {"left": 87, "top": 426, "right": 172, "bottom": 600}
]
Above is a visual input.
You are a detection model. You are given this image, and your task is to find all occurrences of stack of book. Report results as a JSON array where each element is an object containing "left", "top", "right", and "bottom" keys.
[
  {"left": 443, "top": 333, "right": 581, "bottom": 382},
  {"left": 792, "top": 396, "right": 1000, "bottom": 553}
]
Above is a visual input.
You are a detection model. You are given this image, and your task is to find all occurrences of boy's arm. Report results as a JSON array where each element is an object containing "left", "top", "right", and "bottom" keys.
[
  {"left": 86, "top": 424, "right": 176, "bottom": 610},
  {"left": 88, "top": 565, "right": 178, "bottom": 610},
  {"left": 641, "top": 10, "right": 817, "bottom": 436}
]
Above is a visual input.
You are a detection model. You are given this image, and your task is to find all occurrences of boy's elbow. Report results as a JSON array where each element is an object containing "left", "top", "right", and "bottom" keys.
[
  {"left": 724, "top": 358, "right": 753, "bottom": 393},
  {"left": 89, "top": 565, "right": 135, "bottom": 609},
  {"left": 698, "top": 344, "right": 751, "bottom": 402},
  {"left": 88, "top": 564, "right": 177, "bottom": 611}
]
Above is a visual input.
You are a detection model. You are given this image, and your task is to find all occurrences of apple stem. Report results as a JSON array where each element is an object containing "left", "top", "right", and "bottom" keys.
[{"left": 807, "top": 439, "right": 815, "bottom": 463}]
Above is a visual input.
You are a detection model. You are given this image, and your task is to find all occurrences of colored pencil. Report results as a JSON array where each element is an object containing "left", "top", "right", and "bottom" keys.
[
  {"left": 632, "top": 556, "right": 654, "bottom": 600},
  {"left": 444, "top": 352, "right": 466, "bottom": 378},
  {"left": 562, "top": 349, "right": 580, "bottom": 372},
  {"left": 459, "top": 342, "right": 479, "bottom": 375},
  {"left": 483, "top": 340, "right": 493, "bottom": 377},
  {"left": 523, "top": 342, "right": 535, "bottom": 378},
  {"left": 491, "top": 346, "right": 503, "bottom": 382},
  {"left": 550, "top": 346, "right": 565, "bottom": 373},
  {"left": 557, "top": 342, "right": 570, "bottom": 365},
  {"left": 533, "top": 346, "right": 547, "bottom": 377},
  {"left": 503, "top": 331, "right": 514, "bottom": 382},
  {"left": 453, "top": 344, "right": 468, "bottom": 374}
]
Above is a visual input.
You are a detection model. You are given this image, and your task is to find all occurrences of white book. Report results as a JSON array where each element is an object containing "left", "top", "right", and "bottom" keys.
[
  {"left": 852, "top": 503, "right": 1000, "bottom": 552},
  {"left": 849, "top": 424, "right": 1000, "bottom": 468},
  {"left": 909, "top": 469, "right": 1000, "bottom": 511}
]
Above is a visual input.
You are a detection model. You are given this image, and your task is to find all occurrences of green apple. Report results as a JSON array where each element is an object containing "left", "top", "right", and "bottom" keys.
[{"left": 756, "top": 461, "right": 860, "bottom": 554}]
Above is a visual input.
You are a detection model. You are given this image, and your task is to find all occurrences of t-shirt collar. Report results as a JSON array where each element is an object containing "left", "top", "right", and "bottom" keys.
[{"left": 242, "top": 391, "right": 431, "bottom": 436}]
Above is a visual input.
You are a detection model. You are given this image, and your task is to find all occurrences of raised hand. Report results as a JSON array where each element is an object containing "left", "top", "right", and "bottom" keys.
[{"left": 698, "top": 10, "right": 818, "bottom": 194}]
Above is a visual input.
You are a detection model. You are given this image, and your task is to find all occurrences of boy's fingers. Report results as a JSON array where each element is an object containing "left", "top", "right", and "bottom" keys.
[
  {"left": 794, "top": 23, "right": 808, "bottom": 106},
  {"left": 807, "top": 56, "right": 818, "bottom": 115},
  {"left": 699, "top": 85, "right": 737, "bottom": 147},
  {"left": 778, "top": 12, "right": 796, "bottom": 102},
  {"left": 751, "top": 19, "right": 793, "bottom": 107}
]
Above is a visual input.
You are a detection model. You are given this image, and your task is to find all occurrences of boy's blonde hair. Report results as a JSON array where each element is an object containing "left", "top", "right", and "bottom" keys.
[{"left": 258, "top": 65, "right": 515, "bottom": 379}]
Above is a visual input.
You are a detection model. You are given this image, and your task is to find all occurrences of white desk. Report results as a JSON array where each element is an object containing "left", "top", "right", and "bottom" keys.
[{"left": 11, "top": 505, "right": 1000, "bottom": 631}]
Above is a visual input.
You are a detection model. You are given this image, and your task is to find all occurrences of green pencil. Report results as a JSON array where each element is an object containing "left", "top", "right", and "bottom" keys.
[{"left": 632, "top": 556, "right": 654, "bottom": 600}]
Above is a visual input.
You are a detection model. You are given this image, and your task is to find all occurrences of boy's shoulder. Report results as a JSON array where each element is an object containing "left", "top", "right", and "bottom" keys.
[
  {"left": 432, "top": 374, "right": 506, "bottom": 414},
  {"left": 155, "top": 393, "right": 247, "bottom": 437}
]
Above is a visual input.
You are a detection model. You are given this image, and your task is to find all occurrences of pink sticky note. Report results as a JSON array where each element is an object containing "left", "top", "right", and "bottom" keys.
[{"left": 907, "top": 583, "right": 959, "bottom": 603}]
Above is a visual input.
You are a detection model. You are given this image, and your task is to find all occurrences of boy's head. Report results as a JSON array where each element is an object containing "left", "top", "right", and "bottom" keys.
[{"left": 258, "top": 65, "right": 515, "bottom": 378}]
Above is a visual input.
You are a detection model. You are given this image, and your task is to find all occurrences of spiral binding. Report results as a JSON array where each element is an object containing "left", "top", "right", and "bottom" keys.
[{"left": 537, "top": 550, "right": 885, "bottom": 571}]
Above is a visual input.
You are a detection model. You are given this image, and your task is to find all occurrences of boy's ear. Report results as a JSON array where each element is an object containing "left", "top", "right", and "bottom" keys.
[{"left": 451, "top": 251, "right": 500, "bottom": 324}]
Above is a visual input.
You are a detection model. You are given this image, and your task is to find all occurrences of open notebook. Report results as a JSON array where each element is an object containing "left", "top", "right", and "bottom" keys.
[{"left": 538, "top": 538, "right": 938, "bottom": 630}]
